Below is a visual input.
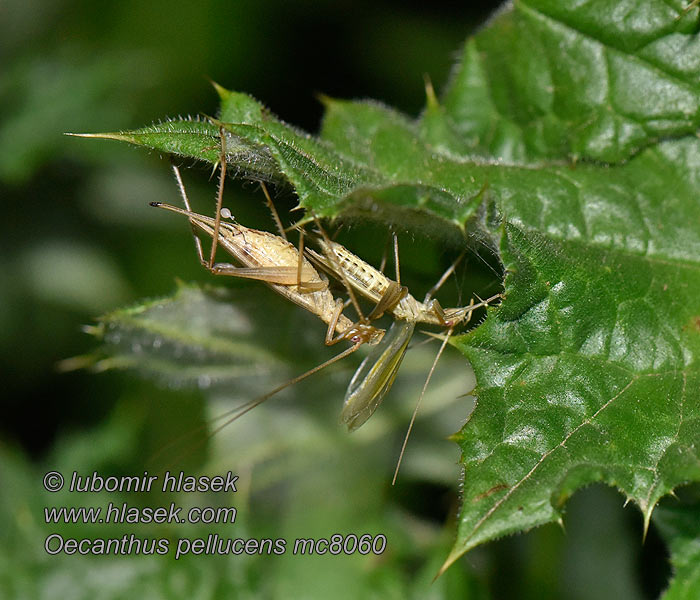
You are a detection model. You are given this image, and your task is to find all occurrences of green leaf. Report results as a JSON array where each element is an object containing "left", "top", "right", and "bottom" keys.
[
  {"left": 446, "top": 205, "right": 700, "bottom": 566},
  {"left": 438, "top": 0, "right": 700, "bottom": 162},
  {"left": 655, "top": 492, "right": 700, "bottom": 600},
  {"left": 79, "top": 0, "right": 700, "bottom": 579},
  {"left": 84, "top": 282, "right": 298, "bottom": 390},
  {"left": 74, "top": 117, "right": 221, "bottom": 162}
]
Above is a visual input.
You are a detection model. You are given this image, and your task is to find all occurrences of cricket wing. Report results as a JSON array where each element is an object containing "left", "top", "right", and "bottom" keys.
[{"left": 340, "top": 320, "right": 415, "bottom": 431}]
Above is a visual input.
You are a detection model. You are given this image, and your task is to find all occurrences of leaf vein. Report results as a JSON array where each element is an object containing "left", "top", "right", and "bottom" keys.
[{"left": 464, "top": 375, "right": 638, "bottom": 544}]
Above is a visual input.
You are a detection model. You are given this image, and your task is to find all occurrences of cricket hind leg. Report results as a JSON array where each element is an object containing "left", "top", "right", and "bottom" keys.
[
  {"left": 365, "top": 231, "right": 408, "bottom": 321},
  {"left": 365, "top": 281, "right": 407, "bottom": 322}
]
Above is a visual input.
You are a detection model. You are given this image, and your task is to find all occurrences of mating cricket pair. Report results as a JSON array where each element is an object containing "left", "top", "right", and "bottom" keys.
[{"left": 152, "top": 131, "right": 501, "bottom": 482}]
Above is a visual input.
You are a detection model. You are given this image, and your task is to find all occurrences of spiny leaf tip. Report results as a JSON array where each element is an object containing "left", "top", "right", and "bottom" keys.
[{"left": 210, "top": 79, "right": 232, "bottom": 101}]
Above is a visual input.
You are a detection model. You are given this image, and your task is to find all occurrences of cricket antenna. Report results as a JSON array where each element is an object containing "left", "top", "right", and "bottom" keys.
[
  {"left": 151, "top": 342, "right": 363, "bottom": 468},
  {"left": 209, "top": 343, "right": 360, "bottom": 436},
  {"left": 392, "top": 326, "right": 454, "bottom": 486}
]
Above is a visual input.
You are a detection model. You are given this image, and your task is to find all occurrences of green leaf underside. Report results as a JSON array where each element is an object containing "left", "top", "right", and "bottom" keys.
[
  {"left": 84, "top": 0, "right": 700, "bottom": 569},
  {"left": 89, "top": 283, "right": 286, "bottom": 390}
]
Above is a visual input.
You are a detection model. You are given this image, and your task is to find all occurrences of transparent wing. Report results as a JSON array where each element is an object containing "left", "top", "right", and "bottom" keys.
[{"left": 340, "top": 320, "right": 416, "bottom": 431}]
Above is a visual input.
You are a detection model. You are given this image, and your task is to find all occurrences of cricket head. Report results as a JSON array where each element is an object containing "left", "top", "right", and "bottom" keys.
[{"left": 346, "top": 323, "right": 385, "bottom": 346}]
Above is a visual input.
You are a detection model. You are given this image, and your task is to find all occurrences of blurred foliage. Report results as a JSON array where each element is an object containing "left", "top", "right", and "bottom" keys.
[
  {"left": 0, "top": 0, "right": 687, "bottom": 598},
  {"left": 654, "top": 487, "right": 700, "bottom": 600}
]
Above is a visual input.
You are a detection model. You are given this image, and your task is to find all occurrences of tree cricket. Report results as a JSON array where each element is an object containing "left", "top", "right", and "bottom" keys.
[
  {"left": 152, "top": 132, "right": 500, "bottom": 476},
  {"left": 151, "top": 176, "right": 387, "bottom": 427},
  {"left": 306, "top": 230, "right": 501, "bottom": 481}
]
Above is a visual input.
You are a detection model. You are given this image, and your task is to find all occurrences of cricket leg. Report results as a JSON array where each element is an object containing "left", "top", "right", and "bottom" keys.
[
  {"left": 392, "top": 325, "right": 454, "bottom": 485},
  {"left": 260, "top": 181, "right": 287, "bottom": 240},
  {"left": 207, "top": 126, "right": 228, "bottom": 268}
]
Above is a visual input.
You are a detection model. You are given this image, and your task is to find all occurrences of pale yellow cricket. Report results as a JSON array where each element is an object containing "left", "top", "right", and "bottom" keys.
[
  {"left": 153, "top": 131, "right": 499, "bottom": 477},
  {"left": 307, "top": 230, "right": 501, "bottom": 482}
]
